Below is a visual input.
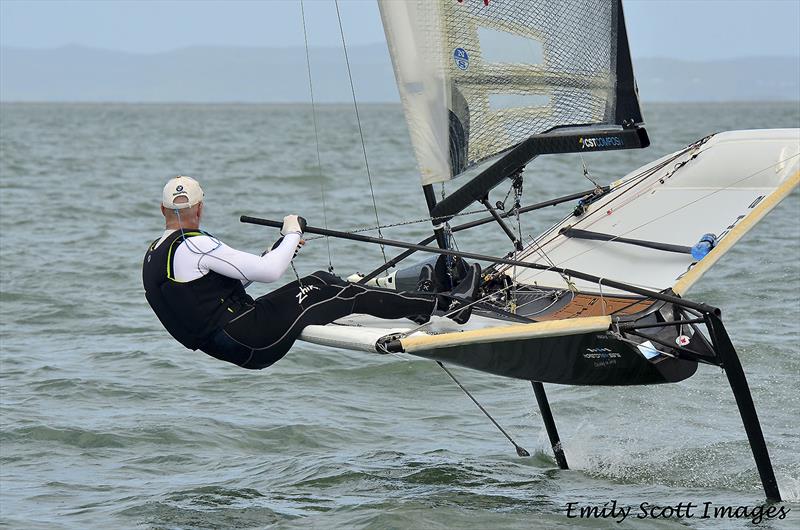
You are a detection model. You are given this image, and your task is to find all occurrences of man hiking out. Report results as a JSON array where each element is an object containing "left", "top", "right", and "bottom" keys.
[{"left": 143, "top": 176, "right": 479, "bottom": 369}]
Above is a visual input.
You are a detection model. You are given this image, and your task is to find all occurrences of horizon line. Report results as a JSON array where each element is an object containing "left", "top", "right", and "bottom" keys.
[
  {"left": 2, "top": 100, "right": 799, "bottom": 105},
  {"left": 2, "top": 43, "right": 799, "bottom": 62}
]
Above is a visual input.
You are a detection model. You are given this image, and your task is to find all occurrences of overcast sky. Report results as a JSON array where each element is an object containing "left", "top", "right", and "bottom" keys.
[{"left": 1, "top": 0, "right": 799, "bottom": 60}]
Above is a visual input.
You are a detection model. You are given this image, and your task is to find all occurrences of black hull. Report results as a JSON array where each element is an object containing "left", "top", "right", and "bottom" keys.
[{"left": 409, "top": 331, "right": 697, "bottom": 385}]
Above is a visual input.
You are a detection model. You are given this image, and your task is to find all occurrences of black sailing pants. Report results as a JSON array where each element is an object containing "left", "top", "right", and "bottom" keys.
[{"left": 200, "top": 271, "right": 435, "bottom": 369}]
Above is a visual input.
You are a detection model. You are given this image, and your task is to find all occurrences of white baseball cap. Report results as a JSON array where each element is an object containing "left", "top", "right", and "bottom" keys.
[{"left": 162, "top": 176, "right": 204, "bottom": 209}]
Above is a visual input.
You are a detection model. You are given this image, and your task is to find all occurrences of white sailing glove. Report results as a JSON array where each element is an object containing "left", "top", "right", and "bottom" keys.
[{"left": 281, "top": 214, "right": 306, "bottom": 236}]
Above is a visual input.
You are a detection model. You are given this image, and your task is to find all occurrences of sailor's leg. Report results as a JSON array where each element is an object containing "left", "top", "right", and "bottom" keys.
[
  {"left": 222, "top": 271, "right": 435, "bottom": 369},
  {"left": 283, "top": 271, "right": 436, "bottom": 320},
  {"left": 340, "top": 282, "right": 436, "bottom": 320}
]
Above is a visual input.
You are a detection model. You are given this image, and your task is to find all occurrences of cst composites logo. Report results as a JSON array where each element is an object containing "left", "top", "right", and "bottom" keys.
[{"left": 579, "top": 136, "right": 624, "bottom": 149}]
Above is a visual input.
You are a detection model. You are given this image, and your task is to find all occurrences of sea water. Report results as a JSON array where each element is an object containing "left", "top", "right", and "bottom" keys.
[{"left": 1, "top": 102, "right": 799, "bottom": 529}]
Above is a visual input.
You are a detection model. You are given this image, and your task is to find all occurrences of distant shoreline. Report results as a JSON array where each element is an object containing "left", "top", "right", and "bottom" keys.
[
  {"left": 2, "top": 45, "right": 797, "bottom": 103},
  {"left": 2, "top": 100, "right": 798, "bottom": 105}
]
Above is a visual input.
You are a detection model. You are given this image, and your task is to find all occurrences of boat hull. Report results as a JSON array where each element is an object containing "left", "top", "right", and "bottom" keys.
[{"left": 408, "top": 331, "right": 698, "bottom": 385}]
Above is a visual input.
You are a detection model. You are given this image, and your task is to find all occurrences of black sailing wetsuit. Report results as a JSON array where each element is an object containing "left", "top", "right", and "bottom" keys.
[{"left": 143, "top": 230, "right": 435, "bottom": 369}]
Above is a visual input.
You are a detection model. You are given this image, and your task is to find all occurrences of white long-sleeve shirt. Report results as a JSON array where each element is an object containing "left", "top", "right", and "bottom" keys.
[{"left": 154, "top": 229, "right": 301, "bottom": 283}]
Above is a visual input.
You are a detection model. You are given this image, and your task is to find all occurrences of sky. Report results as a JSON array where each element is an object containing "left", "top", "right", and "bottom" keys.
[{"left": 1, "top": 0, "right": 799, "bottom": 60}]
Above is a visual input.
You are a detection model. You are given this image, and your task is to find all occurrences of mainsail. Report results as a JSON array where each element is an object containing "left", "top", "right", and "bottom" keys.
[{"left": 379, "top": 0, "right": 644, "bottom": 187}]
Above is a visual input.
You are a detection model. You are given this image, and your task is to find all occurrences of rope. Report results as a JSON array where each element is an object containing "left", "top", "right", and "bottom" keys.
[
  {"left": 524, "top": 233, "right": 576, "bottom": 292},
  {"left": 300, "top": 0, "right": 333, "bottom": 273},
  {"left": 399, "top": 280, "right": 524, "bottom": 337},
  {"left": 334, "top": 0, "right": 387, "bottom": 264},
  {"left": 512, "top": 177, "right": 523, "bottom": 311},
  {"left": 524, "top": 136, "right": 712, "bottom": 255},
  {"left": 514, "top": 138, "right": 706, "bottom": 262},
  {"left": 408, "top": 144, "right": 797, "bottom": 308},
  {"left": 301, "top": 204, "right": 496, "bottom": 241},
  {"left": 579, "top": 152, "right": 602, "bottom": 188},
  {"left": 502, "top": 147, "right": 798, "bottom": 291},
  {"left": 436, "top": 361, "right": 530, "bottom": 457},
  {"left": 513, "top": 288, "right": 572, "bottom": 315}
]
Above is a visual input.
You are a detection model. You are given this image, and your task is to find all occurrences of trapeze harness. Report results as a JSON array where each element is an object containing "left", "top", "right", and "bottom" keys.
[{"left": 142, "top": 230, "right": 436, "bottom": 369}]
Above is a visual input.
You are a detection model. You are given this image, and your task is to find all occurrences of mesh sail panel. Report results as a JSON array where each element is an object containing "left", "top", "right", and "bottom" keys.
[{"left": 380, "top": 0, "right": 642, "bottom": 185}]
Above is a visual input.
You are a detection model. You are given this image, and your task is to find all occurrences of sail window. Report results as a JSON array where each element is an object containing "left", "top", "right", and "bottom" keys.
[{"left": 477, "top": 26, "right": 543, "bottom": 65}]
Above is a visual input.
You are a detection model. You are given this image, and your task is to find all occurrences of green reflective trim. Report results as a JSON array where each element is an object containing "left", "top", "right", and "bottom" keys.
[{"left": 166, "top": 231, "right": 204, "bottom": 281}]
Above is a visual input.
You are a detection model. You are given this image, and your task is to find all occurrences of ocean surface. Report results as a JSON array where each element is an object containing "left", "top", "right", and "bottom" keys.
[{"left": 1, "top": 102, "right": 799, "bottom": 529}]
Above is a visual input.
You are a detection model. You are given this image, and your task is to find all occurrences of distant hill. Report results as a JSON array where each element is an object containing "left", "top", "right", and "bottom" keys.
[
  {"left": 635, "top": 57, "right": 799, "bottom": 102},
  {"left": 1, "top": 44, "right": 797, "bottom": 103}
]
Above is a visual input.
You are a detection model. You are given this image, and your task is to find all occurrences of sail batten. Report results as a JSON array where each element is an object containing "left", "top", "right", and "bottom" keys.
[{"left": 379, "top": 0, "right": 645, "bottom": 186}]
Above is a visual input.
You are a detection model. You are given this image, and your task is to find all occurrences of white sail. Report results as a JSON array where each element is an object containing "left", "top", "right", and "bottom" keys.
[
  {"left": 379, "top": 0, "right": 642, "bottom": 185},
  {"left": 379, "top": 1, "right": 451, "bottom": 185}
]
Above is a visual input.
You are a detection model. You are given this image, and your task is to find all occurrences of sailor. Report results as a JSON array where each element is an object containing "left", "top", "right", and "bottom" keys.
[{"left": 143, "top": 176, "right": 480, "bottom": 369}]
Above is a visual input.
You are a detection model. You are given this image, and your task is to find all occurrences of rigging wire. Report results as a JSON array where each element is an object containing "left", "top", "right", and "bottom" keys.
[
  {"left": 372, "top": 148, "right": 798, "bottom": 315},
  {"left": 301, "top": 205, "right": 495, "bottom": 241},
  {"left": 512, "top": 177, "right": 523, "bottom": 311},
  {"left": 300, "top": 0, "right": 333, "bottom": 272},
  {"left": 287, "top": 126, "right": 792, "bottom": 310},
  {"left": 400, "top": 282, "right": 519, "bottom": 337},
  {"left": 514, "top": 137, "right": 711, "bottom": 261},
  {"left": 504, "top": 137, "right": 718, "bottom": 269},
  {"left": 436, "top": 361, "right": 530, "bottom": 457},
  {"left": 579, "top": 152, "right": 602, "bottom": 188},
  {"left": 525, "top": 234, "right": 575, "bottom": 291},
  {"left": 513, "top": 288, "right": 572, "bottom": 315},
  {"left": 504, "top": 151, "right": 800, "bottom": 290},
  {"left": 334, "top": 0, "right": 387, "bottom": 264}
]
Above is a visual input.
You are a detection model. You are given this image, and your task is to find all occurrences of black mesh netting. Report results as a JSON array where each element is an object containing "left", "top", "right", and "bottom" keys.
[{"left": 435, "top": 0, "right": 632, "bottom": 176}]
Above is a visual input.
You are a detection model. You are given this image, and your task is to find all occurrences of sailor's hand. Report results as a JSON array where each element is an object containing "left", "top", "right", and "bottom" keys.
[{"left": 281, "top": 214, "right": 307, "bottom": 236}]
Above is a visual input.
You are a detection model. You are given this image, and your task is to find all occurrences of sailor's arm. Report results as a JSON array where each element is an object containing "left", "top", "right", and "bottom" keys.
[
  {"left": 200, "top": 233, "right": 302, "bottom": 283},
  {"left": 199, "top": 215, "right": 306, "bottom": 283}
]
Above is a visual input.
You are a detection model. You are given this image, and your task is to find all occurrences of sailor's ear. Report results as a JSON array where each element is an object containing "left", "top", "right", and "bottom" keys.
[{"left": 160, "top": 204, "right": 168, "bottom": 217}]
